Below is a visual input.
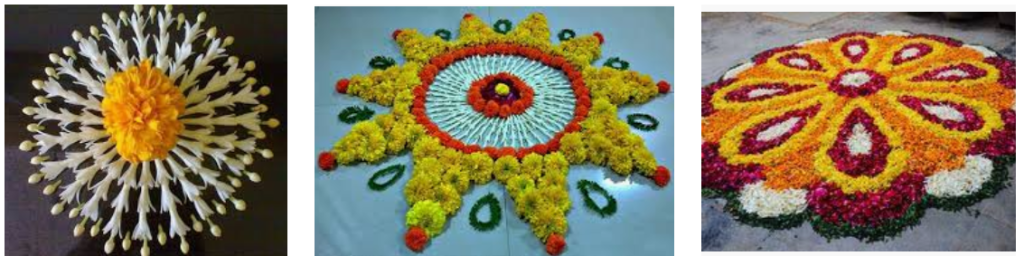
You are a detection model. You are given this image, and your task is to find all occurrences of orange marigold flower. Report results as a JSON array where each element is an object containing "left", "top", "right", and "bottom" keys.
[{"left": 101, "top": 60, "right": 185, "bottom": 163}]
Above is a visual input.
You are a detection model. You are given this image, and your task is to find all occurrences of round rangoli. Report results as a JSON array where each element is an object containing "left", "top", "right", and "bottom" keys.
[
  {"left": 324, "top": 13, "right": 673, "bottom": 255},
  {"left": 18, "top": 5, "right": 279, "bottom": 255},
  {"left": 702, "top": 31, "right": 1015, "bottom": 241}
]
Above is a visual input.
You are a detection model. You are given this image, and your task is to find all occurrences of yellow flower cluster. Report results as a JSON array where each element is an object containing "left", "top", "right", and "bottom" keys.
[
  {"left": 403, "top": 141, "right": 574, "bottom": 241},
  {"left": 395, "top": 29, "right": 452, "bottom": 64},
  {"left": 583, "top": 66, "right": 659, "bottom": 105},
  {"left": 520, "top": 153, "right": 545, "bottom": 180},
  {"left": 506, "top": 175, "right": 536, "bottom": 200},
  {"left": 453, "top": 15, "right": 503, "bottom": 47},
  {"left": 559, "top": 98, "right": 659, "bottom": 176},
  {"left": 404, "top": 157, "right": 443, "bottom": 205},
  {"left": 393, "top": 12, "right": 602, "bottom": 75},
  {"left": 558, "top": 132, "right": 588, "bottom": 164},
  {"left": 403, "top": 156, "right": 463, "bottom": 215},
  {"left": 541, "top": 152, "right": 570, "bottom": 186},
  {"left": 463, "top": 152, "right": 494, "bottom": 184},
  {"left": 444, "top": 163, "right": 471, "bottom": 193},
  {"left": 556, "top": 35, "right": 602, "bottom": 70},
  {"left": 334, "top": 121, "right": 387, "bottom": 164},
  {"left": 516, "top": 186, "right": 570, "bottom": 239},
  {"left": 346, "top": 63, "right": 422, "bottom": 106},
  {"left": 412, "top": 136, "right": 446, "bottom": 162},
  {"left": 504, "top": 13, "right": 551, "bottom": 50},
  {"left": 101, "top": 60, "right": 186, "bottom": 163},
  {"left": 405, "top": 200, "right": 447, "bottom": 237},
  {"left": 490, "top": 152, "right": 572, "bottom": 240},
  {"left": 334, "top": 101, "right": 425, "bottom": 165},
  {"left": 493, "top": 155, "right": 520, "bottom": 182}
]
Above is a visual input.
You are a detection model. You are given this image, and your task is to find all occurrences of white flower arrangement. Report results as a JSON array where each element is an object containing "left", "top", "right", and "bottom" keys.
[
  {"left": 925, "top": 155, "right": 994, "bottom": 197},
  {"left": 425, "top": 55, "right": 576, "bottom": 148},
  {"left": 19, "top": 5, "right": 278, "bottom": 255},
  {"left": 737, "top": 181, "right": 808, "bottom": 218}
]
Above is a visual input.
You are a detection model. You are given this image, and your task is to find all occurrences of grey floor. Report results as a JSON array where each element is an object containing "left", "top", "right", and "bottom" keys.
[{"left": 701, "top": 12, "right": 1016, "bottom": 251}]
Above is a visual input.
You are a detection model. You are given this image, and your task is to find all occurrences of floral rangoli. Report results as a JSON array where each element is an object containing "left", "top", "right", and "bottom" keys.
[
  {"left": 324, "top": 13, "right": 672, "bottom": 255},
  {"left": 702, "top": 31, "right": 1015, "bottom": 241},
  {"left": 19, "top": 5, "right": 279, "bottom": 255}
]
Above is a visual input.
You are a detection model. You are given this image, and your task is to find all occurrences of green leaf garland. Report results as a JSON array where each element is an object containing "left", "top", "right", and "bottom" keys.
[
  {"left": 369, "top": 56, "right": 396, "bottom": 70},
  {"left": 434, "top": 29, "right": 452, "bottom": 41},
  {"left": 603, "top": 57, "right": 630, "bottom": 70},
  {"left": 367, "top": 164, "right": 405, "bottom": 191},
  {"left": 468, "top": 193, "right": 502, "bottom": 232},
  {"left": 493, "top": 19, "right": 512, "bottom": 34},
  {"left": 338, "top": 105, "right": 374, "bottom": 124},
  {"left": 577, "top": 179, "right": 617, "bottom": 217},
  {"left": 557, "top": 29, "right": 576, "bottom": 41},
  {"left": 626, "top": 113, "right": 659, "bottom": 131}
]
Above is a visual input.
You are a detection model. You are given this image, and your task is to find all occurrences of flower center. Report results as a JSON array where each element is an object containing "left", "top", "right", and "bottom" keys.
[
  {"left": 101, "top": 60, "right": 186, "bottom": 163},
  {"left": 829, "top": 69, "right": 887, "bottom": 97},
  {"left": 494, "top": 83, "right": 511, "bottom": 96}
]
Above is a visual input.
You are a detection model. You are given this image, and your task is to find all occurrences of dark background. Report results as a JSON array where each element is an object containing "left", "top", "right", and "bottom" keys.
[{"left": 5, "top": 5, "right": 287, "bottom": 256}]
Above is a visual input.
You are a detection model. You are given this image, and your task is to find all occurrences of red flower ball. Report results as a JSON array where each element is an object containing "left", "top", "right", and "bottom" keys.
[
  {"left": 404, "top": 227, "right": 429, "bottom": 252},
  {"left": 392, "top": 29, "right": 403, "bottom": 40},
  {"left": 545, "top": 234, "right": 566, "bottom": 256},
  {"left": 653, "top": 165, "right": 671, "bottom": 187},
  {"left": 335, "top": 79, "right": 350, "bottom": 94},
  {"left": 657, "top": 80, "right": 671, "bottom": 94},
  {"left": 593, "top": 32, "right": 605, "bottom": 44},
  {"left": 318, "top": 151, "right": 337, "bottom": 171},
  {"left": 463, "top": 13, "right": 475, "bottom": 20}
]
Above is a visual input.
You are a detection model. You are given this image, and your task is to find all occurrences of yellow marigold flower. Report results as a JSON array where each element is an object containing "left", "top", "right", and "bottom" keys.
[
  {"left": 443, "top": 167, "right": 470, "bottom": 193},
  {"left": 586, "top": 135, "right": 614, "bottom": 165},
  {"left": 537, "top": 186, "right": 571, "bottom": 213},
  {"left": 609, "top": 147, "right": 633, "bottom": 175},
  {"left": 414, "top": 157, "right": 445, "bottom": 178},
  {"left": 462, "top": 152, "right": 494, "bottom": 184},
  {"left": 515, "top": 187, "right": 544, "bottom": 218},
  {"left": 632, "top": 149, "right": 658, "bottom": 176},
  {"left": 528, "top": 206, "right": 568, "bottom": 239},
  {"left": 558, "top": 133, "right": 587, "bottom": 164},
  {"left": 101, "top": 60, "right": 185, "bottom": 163},
  {"left": 434, "top": 184, "right": 462, "bottom": 215},
  {"left": 493, "top": 155, "right": 520, "bottom": 182},
  {"left": 520, "top": 153, "right": 544, "bottom": 180},
  {"left": 543, "top": 152, "right": 569, "bottom": 176},
  {"left": 406, "top": 200, "right": 446, "bottom": 237},
  {"left": 412, "top": 136, "right": 444, "bottom": 160},
  {"left": 506, "top": 174, "right": 536, "bottom": 200}
]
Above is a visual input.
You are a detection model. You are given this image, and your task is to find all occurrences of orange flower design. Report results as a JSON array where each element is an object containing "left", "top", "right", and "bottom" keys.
[{"left": 702, "top": 31, "right": 1015, "bottom": 193}]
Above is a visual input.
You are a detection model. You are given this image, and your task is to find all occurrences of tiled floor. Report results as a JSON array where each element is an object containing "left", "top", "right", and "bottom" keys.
[
  {"left": 701, "top": 12, "right": 1015, "bottom": 251},
  {"left": 315, "top": 7, "right": 674, "bottom": 256}
]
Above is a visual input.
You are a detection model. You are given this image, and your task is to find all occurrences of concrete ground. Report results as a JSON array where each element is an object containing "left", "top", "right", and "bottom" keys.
[{"left": 701, "top": 12, "right": 1016, "bottom": 251}]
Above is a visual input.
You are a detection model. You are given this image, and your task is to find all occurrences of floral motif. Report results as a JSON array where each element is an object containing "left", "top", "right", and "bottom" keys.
[
  {"left": 702, "top": 31, "right": 1015, "bottom": 240},
  {"left": 20, "top": 5, "right": 280, "bottom": 255},
  {"left": 328, "top": 13, "right": 672, "bottom": 254}
]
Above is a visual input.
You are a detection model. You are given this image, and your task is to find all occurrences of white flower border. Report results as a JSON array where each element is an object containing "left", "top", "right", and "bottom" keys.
[
  {"left": 925, "top": 155, "right": 995, "bottom": 198},
  {"left": 737, "top": 181, "right": 808, "bottom": 218}
]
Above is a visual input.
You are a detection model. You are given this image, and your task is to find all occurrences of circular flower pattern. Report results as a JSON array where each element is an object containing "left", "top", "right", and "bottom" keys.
[
  {"left": 417, "top": 46, "right": 588, "bottom": 155},
  {"left": 466, "top": 72, "right": 535, "bottom": 118},
  {"left": 19, "top": 5, "right": 280, "bottom": 255},
  {"left": 702, "top": 31, "right": 1015, "bottom": 240},
  {"left": 330, "top": 12, "right": 672, "bottom": 255}
]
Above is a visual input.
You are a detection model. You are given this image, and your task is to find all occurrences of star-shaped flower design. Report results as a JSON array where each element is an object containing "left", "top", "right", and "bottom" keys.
[{"left": 326, "top": 13, "right": 672, "bottom": 255}]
